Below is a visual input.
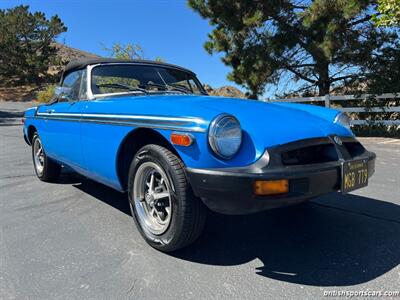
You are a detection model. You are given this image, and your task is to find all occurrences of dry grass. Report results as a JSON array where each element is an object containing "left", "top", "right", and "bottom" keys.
[{"left": 0, "top": 85, "right": 40, "bottom": 102}]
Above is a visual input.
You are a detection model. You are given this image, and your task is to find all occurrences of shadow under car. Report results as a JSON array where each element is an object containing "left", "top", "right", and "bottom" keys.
[{"left": 65, "top": 171, "right": 400, "bottom": 287}]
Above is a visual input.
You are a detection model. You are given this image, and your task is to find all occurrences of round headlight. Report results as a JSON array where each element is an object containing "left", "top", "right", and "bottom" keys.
[
  {"left": 334, "top": 112, "right": 351, "bottom": 129},
  {"left": 208, "top": 114, "right": 242, "bottom": 159}
]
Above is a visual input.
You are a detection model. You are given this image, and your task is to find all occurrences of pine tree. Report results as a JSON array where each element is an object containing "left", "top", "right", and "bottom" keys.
[
  {"left": 0, "top": 5, "right": 67, "bottom": 85},
  {"left": 189, "top": 0, "right": 400, "bottom": 98}
]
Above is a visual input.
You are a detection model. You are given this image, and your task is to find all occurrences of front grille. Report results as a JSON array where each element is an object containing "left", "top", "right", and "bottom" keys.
[
  {"left": 343, "top": 140, "right": 366, "bottom": 158},
  {"left": 281, "top": 143, "right": 338, "bottom": 166}
]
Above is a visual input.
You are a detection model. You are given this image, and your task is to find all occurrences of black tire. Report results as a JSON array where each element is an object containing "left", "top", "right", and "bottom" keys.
[
  {"left": 128, "top": 144, "right": 206, "bottom": 252},
  {"left": 31, "top": 133, "right": 61, "bottom": 182}
]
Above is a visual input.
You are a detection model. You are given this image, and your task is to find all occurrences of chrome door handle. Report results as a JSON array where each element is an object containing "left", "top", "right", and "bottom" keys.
[{"left": 46, "top": 109, "right": 55, "bottom": 114}]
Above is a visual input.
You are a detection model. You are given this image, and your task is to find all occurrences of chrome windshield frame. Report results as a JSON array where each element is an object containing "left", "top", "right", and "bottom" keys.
[{"left": 86, "top": 63, "right": 207, "bottom": 100}]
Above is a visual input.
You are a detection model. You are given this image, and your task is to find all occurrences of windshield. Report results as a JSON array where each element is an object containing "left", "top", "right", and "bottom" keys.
[{"left": 91, "top": 64, "right": 206, "bottom": 96}]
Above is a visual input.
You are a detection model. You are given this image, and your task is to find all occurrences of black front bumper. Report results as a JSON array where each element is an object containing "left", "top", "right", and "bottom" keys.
[{"left": 187, "top": 136, "right": 376, "bottom": 215}]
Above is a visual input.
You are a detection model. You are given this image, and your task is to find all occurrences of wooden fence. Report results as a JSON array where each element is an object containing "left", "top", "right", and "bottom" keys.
[{"left": 267, "top": 93, "right": 400, "bottom": 126}]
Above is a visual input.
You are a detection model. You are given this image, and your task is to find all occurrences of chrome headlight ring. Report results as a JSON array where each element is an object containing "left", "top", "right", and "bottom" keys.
[
  {"left": 208, "top": 114, "right": 242, "bottom": 159},
  {"left": 334, "top": 112, "right": 351, "bottom": 129}
]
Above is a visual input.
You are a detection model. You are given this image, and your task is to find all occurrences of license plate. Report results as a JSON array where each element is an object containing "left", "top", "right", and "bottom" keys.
[{"left": 341, "top": 159, "right": 368, "bottom": 193}]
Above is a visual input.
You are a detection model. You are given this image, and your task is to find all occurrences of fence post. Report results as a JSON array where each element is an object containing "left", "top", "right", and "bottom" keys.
[{"left": 324, "top": 94, "right": 330, "bottom": 108}]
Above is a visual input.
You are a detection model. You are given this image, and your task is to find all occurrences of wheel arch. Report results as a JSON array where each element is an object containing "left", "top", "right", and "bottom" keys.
[
  {"left": 116, "top": 127, "right": 182, "bottom": 191},
  {"left": 27, "top": 125, "right": 38, "bottom": 145}
]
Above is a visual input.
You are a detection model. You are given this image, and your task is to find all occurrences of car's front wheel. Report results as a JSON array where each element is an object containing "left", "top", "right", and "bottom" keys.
[
  {"left": 128, "top": 144, "right": 206, "bottom": 252},
  {"left": 32, "top": 133, "right": 61, "bottom": 182}
]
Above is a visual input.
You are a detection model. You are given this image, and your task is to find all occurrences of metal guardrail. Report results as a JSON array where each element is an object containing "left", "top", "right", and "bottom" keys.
[{"left": 268, "top": 93, "right": 400, "bottom": 126}]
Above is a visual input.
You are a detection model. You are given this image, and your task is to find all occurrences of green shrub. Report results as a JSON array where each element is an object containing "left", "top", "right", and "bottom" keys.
[
  {"left": 353, "top": 124, "right": 400, "bottom": 138},
  {"left": 37, "top": 85, "right": 55, "bottom": 103}
]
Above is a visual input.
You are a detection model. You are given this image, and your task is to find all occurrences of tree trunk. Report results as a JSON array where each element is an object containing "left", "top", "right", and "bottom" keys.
[
  {"left": 316, "top": 62, "right": 330, "bottom": 96},
  {"left": 317, "top": 81, "right": 330, "bottom": 96}
]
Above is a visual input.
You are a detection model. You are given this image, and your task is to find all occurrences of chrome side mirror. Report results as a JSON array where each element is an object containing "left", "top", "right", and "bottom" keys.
[
  {"left": 50, "top": 86, "right": 73, "bottom": 104},
  {"left": 54, "top": 86, "right": 72, "bottom": 98}
]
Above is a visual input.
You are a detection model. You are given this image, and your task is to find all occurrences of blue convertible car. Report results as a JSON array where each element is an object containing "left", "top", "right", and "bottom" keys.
[{"left": 23, "top": 58, "right": 376, "bottom": 251}]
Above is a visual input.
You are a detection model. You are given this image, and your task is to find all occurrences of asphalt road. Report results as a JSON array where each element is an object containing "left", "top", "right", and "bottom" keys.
[{"left": 1, "top": 102, "right": 400, "bottom": 299}]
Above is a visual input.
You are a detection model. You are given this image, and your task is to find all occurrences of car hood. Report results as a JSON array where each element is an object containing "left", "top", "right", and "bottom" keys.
[
  {"left": 93, "top": 94, "right": 352, "bottom": 148},
  {"left": 185, "top": 95, "right": 352, "bottom": 146}
]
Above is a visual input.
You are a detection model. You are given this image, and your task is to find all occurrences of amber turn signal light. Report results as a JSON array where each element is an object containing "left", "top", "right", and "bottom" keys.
[
  {"left": 170, "top": 133, "right": 193, "bottom": 146},
  {"left": 253, "top": 179, "right": 289, "bottom": 196}
]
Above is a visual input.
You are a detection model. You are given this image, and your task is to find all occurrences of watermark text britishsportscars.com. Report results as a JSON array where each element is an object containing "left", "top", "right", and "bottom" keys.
[{"left": 323, "top": 290, "right": 400, "bottom": 298}]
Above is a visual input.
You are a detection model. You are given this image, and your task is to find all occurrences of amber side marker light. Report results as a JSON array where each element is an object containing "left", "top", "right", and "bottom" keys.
[
  {"left": 170, "top": 133, "right": 193, "bottom": 146},
  {"left": 254, "top": 179, "right": 289, "bottom": 196}
]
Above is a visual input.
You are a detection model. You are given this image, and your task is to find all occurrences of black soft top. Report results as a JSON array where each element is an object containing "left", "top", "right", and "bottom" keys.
[{"left": 63, "top": 58, "right": 195, "bottom": 79}]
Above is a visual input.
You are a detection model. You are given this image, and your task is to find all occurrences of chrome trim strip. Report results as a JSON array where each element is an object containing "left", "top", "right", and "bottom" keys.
[
  {"left": 31, "top": 112, "right": 208, "bottom": 133},
  {"left": 87, "top": 64, "right": 96, "bottom": 100},
  {"left": 185, "top": 149, "right": 270, "bottom": 176},
  {"left": 86, "top": 65, "right": 93, "bottom": 100},
  {"left": 35, "top": 112, "right": 205, "bottom": 123}
]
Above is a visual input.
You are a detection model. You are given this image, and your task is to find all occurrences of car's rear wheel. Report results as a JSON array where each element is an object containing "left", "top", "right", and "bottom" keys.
[
  {"left": 32, "top": 133, "right": 61, "bottom": 182},
  {"left": 128, "top": 144, "right": 206, "bottom": 252}
]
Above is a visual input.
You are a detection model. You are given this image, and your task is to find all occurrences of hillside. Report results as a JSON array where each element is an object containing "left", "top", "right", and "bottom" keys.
[
  {"left": 0, "top": 43, "right": 100, "bottom": 102},
  {"left": 203, "top": 84, "right": 245, "bottom": 98},
  {"left": 48, "top": 43, "right": 100, "bottom": 75}
]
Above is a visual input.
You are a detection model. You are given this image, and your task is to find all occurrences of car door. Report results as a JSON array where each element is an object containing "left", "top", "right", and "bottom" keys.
[
  {"left": 80, "top": 97, "right": 133, "bottom": 191},
  {"left": 36, "top": 69, "right": 87, "bottom": 173}
]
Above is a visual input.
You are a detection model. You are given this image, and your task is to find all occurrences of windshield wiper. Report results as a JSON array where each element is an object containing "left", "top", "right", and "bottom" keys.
[
  {"left": 96, "top": 83, "right": 149, "bottom": 94},
  {"left": 146, "top": 83, "right": 192, "bottom": 94},
  {"left": 153, "top": 70, "right": 193, "bottom": 94},
  {"left": 168, "top": 83, "right": 192, "bottom": 93},
  {"left": 145, "top": 82, "right": 190, "bottom": 94}
]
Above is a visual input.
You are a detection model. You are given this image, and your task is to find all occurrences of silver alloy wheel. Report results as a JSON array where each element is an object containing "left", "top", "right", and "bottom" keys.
[
  {"left": 33, "top": 137, "right": 45, "bottom": 176},
  {"left": 133, "top": 162, "right": 173, "bottom": 235}
]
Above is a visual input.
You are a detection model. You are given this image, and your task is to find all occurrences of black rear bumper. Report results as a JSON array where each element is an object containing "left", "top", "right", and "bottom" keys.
[{"left": 187, "top": 136, "right": 376, "bottom": 215}]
